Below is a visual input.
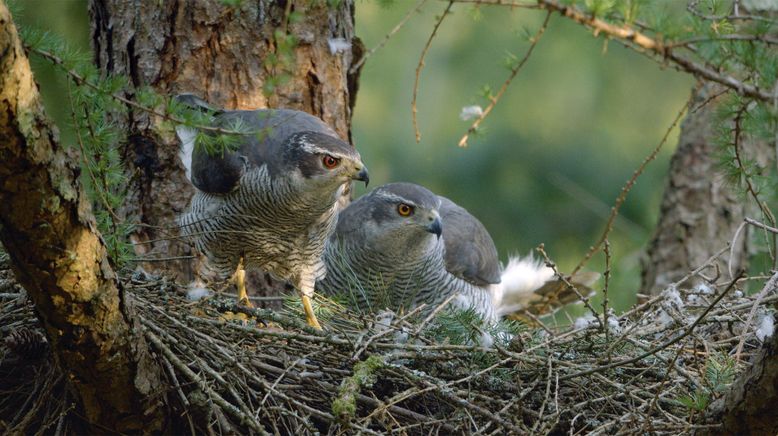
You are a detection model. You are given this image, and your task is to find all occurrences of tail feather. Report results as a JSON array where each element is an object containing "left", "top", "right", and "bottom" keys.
[
  {"left": 176, "top": 125, "right": 197, "bottom": 181},
  {"left": 491, "top": 256, "right": 554, "bottom": 316},
  {"left": 492, "top": 256, "right": 599, "bottom": 317}
]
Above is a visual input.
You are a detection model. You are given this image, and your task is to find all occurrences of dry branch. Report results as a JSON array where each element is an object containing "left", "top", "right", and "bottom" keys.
[
  {"left": 412, "top": 1, "right": 454, "bottom": 143},
  {"left": 534, "top": 0, "right": 776, "bottom": 103},
  {"left": 457, "top": 11, "right": 551, "bottom": 147}
]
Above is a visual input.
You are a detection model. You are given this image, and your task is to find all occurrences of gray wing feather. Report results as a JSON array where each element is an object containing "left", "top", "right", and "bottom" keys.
[
  {"left": 175, "top": 94, "right": 335, "bottom": 193},
  {"left": 439, "top": 196, "right": 501, "bottom": 286}
]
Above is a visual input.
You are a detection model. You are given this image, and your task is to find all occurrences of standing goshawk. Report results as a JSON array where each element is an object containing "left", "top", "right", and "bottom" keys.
[
  {"left": 176, "top": 94, "right": 368, "bottom": 329},
  {"left": 317, "top": 183, "right": 569, "bottom": 322}
]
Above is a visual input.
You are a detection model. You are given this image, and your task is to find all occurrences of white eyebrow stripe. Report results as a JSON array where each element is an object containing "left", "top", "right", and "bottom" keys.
[
  {"left": 298, "top": 140, "right": 329, "bottom": 154},
  {"left": 297, "top": 137, "right": 353, "bottom": 160},
  {"left": 373, "top": 192, "right": 419, "bottom": 208}
]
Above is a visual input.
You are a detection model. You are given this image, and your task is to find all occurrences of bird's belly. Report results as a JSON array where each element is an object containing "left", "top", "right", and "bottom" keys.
[{"left": 181, "top": 182, "right": 332, "bottom": 285}]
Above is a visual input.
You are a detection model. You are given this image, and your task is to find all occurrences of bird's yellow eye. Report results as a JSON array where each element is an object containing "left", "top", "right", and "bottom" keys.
[
  {"left": 397, "top": 203, "right": 414, "bottom": 217},
  {"left": 322, "top": 155, "right": 340, "bottom": 169}
]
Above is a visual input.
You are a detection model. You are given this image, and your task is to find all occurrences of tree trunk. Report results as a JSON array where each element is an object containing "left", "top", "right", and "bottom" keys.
[
  {"left": 640, "top": 83, "right": 750, "bottom": 296},
  {"left": 89, "top": 0, "right": 362, "bottom": 292},
  {"left": 0, "top": 2, "right": 165, "bottom": 432}
]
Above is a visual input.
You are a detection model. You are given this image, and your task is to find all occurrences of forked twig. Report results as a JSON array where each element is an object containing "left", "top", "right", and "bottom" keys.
[
  {"left": 560, "top": 270, "right": 744, "bottom": 382},
  {"left": 734, "top": 270, "right": 778, "bottom": 361},
  {"left": 144, "top": 329, "right": 269, "bottom": 435},
  {"left": 535, "top": 0, "right": 777, "bottom": 104}
]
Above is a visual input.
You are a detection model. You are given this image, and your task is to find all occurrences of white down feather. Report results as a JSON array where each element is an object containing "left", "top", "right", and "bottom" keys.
[{"left": 490, "top": 256, "right": 555, "bottom": 317}]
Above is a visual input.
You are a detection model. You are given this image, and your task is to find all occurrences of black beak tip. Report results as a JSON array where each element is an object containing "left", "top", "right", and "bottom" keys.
[{"left": 355, "top": 168, "right": 369, "bottom": 187}]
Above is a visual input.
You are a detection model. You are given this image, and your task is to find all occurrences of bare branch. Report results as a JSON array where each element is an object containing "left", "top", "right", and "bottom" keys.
[
  {"left": 457, "top": 11, "right": 551, "bottom": 147},
  {"left": 535, "top": 0, "right": 777, "bottom": 104},
  {"left": 350, "top": 0, "right": 430, "bottom": 74},
  {"left": 412, "top": 1, "right": 454, "bottom": 143},
  {"left": 573, "top": 99, "right": 690, "bottom": 274}
]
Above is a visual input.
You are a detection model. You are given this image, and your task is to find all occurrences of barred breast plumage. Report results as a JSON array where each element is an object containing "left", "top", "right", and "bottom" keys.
[
  {"left": 317, "top": 182, "right": 563, "bottom": 325},
  {"left": 174, "top": 94, "right": 369, "bottom": 329},
  {"left": 321, "top": 232, "right": 497, "bottom": 321},
  {"left": 179, "top": 165, "right": 340, "bottom": 283},
  {"left": 317, "top": 183, "right": 499, "bottom": 322}
]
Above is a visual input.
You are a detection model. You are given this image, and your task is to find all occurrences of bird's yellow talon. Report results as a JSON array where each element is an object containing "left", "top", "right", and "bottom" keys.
[
  {"left": 237, "top": 296, "right": 254, "bottom": 309},
  {"left": 221, "top": 310, "right": 251, "bottom": 323}
]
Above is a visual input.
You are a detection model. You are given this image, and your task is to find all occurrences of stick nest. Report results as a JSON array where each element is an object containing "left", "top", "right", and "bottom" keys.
[{"left": 1, "top": 257, "right": 775, "bottom": 435}]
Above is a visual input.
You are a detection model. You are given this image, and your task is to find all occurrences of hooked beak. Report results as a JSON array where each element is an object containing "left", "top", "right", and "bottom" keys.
[
  {"left": 352, "top": 167, "right": 370, "bottom": 187},
  {"left": 426, "top": 217, "right": 442, "bottom": 239}
]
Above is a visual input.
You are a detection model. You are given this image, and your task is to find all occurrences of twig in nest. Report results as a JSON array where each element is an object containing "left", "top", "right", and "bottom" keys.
[
  {"left": 414, "top": 292, "right": 459, "bottom": 334},
  {"left": 143, "top": 329, "right": 269, "bottom": 435},
  {"left": 602, "top": 239, "right": 612, "bottom": 349},
  {"left": 531, "top": 354, "right": 554, "bottom": 433},
  {"left": 561, "top": 270, "right": 744, "bottom": 381},
  {"left": 537, "top": 244, "right": 603, "bottom": 328},
  {"left": 734, "top": 270, "right": 778, "bottom": 361}
]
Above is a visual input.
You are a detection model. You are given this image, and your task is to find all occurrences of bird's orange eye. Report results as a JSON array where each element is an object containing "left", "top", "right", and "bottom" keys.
[
  {"left": 397, "top": 203, "right": 414, "bottom": 217},
  {"left": 322, "top": 155, "right": 340, "bottom": 169}
]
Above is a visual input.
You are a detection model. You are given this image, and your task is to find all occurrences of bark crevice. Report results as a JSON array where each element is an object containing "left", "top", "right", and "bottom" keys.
[{"left": 0, "top": 3, "right": 166, "bottom": 431}]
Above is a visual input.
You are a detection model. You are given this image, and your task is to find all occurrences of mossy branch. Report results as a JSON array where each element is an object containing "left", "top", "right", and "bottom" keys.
[{"left": 332, "top": 355, "right": 385, "bottom": 423}]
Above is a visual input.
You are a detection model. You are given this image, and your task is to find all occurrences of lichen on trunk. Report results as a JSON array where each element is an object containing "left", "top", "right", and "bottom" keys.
[{"left": 0, "top": 1, "right": 166, "bottom": 432}]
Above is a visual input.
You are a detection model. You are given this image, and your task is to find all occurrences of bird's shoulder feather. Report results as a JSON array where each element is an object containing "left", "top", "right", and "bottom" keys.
[
  {"left": 438, "top": 196, "right": 502, "bottom": 286},
  {"left": 177, "top": 98, "right": 336, "bottom": 193}
]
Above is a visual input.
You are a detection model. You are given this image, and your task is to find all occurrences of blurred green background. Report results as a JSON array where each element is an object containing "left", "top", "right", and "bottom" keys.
[{"left": 15, "top": 1, "right": 693, "bottom": 315}]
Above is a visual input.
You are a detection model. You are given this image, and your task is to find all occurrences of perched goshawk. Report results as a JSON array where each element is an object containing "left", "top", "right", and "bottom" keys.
[
  {"left": 317, "top": 182, "right": 569, "bottom": 322},
  {"left": 175, "top": 94, "right": 368, "bottom": 329}
]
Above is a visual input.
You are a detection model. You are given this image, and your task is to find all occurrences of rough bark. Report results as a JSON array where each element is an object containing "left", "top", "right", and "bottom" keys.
[
  {"left": 89, "top": 0, "right": 362, "bottom": 291},
  {"left": 0, "top": 2, "right": 165, "bottom": 432},
  {"left": 640, "top": 83, "right": 749, "bottom": 296}
]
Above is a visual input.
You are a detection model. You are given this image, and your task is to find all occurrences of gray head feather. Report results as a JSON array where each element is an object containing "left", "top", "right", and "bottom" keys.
[
  {"left": 175, "top": 94, "right": 365, "bottom": 194},
  {"left": 334, "top": 182, "right": 442, "bottom": 254}
]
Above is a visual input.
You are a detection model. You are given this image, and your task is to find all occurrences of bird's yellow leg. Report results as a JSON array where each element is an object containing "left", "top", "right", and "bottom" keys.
[
  {"left": 301, "top": 294, "right": 322, "bottom": 330},
  {"left": 234, "top": 257, "right": 253, "bottom": 308},
  {"left": 298, "top": 275, "right": 322, "bottom": 330}
]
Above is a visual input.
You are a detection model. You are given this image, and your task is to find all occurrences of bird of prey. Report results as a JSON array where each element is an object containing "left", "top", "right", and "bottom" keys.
[
  {"left": 317, "top": 183, "right": 591, "bottom": 322},
  {"left": 175, "top": 94, "right": 369, "bottom": 329}
]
